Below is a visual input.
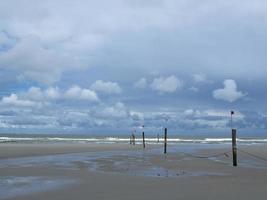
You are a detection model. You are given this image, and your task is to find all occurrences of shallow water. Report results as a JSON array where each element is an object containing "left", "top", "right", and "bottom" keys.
[
  {"left": 0, "top": 144, "right": 266, "bottom": 178},
  {"left": 1, "top": 144, "right": 267, "bottom": 199},
  {"left": 0, "top": 176, "right": 75, "bottom": 199}
]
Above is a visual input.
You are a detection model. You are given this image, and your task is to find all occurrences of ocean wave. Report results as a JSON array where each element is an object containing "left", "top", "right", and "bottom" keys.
[{"left": 1, "top": 136, "right": 267, "bottom": 144}]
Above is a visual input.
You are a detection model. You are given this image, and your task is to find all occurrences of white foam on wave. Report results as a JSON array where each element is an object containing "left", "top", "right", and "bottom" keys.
[{"left": 1, "top": 136, "right": 267, "bottom": 144}]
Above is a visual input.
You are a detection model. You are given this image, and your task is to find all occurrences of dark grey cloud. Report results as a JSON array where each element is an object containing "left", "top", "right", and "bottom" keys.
[
  {"left": 0, "top": 0, "right": 267, "bottom": 135},
  {"left": 0, "top": 110, "right": 17, "bottom": 116}
]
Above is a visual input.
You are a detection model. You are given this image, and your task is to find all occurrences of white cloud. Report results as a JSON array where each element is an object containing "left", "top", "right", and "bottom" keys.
[
  {"left": 102, "top": 102, "right": 128, "bottom": 118},
  {"left": 204, "top": 109, "right": 244, "bottom": 119},
  {"left": 213, "top": 79, "right": 246, "bottom": 102},
  {"left": 134, "top": 78, "right": 147, "bottom": 89},
  {"left": 0, "top": 35, "right": 89, "bottom": 84},
  {"left": 180, "top": 108, "right": 246, "bottom": 129},
  {"left": 25, "top": 87, "right": 44, "bottom": 101},
  {"left": 0, "top": 0, "right": 175, "bottom": 85},
  {"left": 184, "top": 109, "right": 244, "bottom": 119},
  {"left": 151, "top": 75, "right": 183, "bottom": 93},
  {"left": 130, "top": 111, "right": 144, "bottom": 121},
  {"left": 6, "top": 85, "right": 99, "bottom": 104},
  {"left": 1, "top": 94, "right": 37, "bottom": 107},
  {"left": 0, "top": 0, "right": 266, "bottom": 87},
  {"left": 184, "top": 109, "right": 200, "bottom": 117},
  {"left": 45, "top": 87, "right": 60, "bottom": 99},
  {"left": 65, "top": 85, "right": 99, "bottom": 101},
  {"left": 65, "top": 86, "right": 82, "bottom": 99},
  {"left": 91, "top": 80, "right": 121, "bottom": 94},
  {"left": 80, "top": 89, "right": 98, "bottom": 100},
  {"left": 25, "top": 86, "right": 60, "bottom": 101},
  {"left": 192, "top": 73, "right": 211, "bottom": 83},
  {"left": 93, "top": 102, "right": 128, "bottom": 120},
  {"left": 0, "top": 36, "right": 61, "bottom": 84},
  {"left": 189, "top": 86, "right": 199, "bottom": 92}
]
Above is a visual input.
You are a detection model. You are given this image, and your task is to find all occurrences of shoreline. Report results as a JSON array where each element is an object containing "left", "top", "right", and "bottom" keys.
[{"left": 0, "top": 143, "right": 139, "bottom": 159}]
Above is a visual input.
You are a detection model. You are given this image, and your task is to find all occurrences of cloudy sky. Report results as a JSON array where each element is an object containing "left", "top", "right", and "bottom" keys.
[{"left": 0, "top": 0, "right": 267, "bottom": 136}]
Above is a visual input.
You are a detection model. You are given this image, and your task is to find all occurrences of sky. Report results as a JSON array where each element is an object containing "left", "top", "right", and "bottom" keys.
[{"left": 0, "top": 0, "right": 267, "bottom": 136}]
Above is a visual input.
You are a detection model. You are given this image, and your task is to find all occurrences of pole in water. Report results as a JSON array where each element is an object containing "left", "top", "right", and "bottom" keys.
[
  {"left": 142, "top": 131, "right": 145, "bottom": 149},
  {"left": 134, "top": 129, "right": 136, "bottom": 146},
  {"left": 232, "top": 129, "right": 237, "bottom": 166},
  {"left": 141, "top": 125, "right": 145, "bottom": 148},
  {"left": 164, "top": 128, "right": 167, "bottom": 154},
  {"left": 157, "top": 133, "right": 159, "bottom": 143},
  {"left": 132, "top": 133, "right": 135, "bottom": 145},
  {"left": 130, "top": 134, "right": 132, "bottom": 145}
]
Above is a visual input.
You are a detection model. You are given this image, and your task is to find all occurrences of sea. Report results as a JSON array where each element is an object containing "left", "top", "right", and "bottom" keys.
[{"left": 1, "top": 133, "right": 267, "bottom": 145}]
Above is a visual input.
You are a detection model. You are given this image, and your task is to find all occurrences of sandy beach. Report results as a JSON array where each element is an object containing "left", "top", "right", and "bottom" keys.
[{"left": 0, "top": 143, "right": 267, "bottom": 200}]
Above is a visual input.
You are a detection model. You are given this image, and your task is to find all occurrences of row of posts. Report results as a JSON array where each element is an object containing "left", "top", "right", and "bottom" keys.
[
  {"left": 130, "top": 128, "right": 238, "bottom": 167},
  {"left": 130, "top": 128, "right": 168, "bottom": 154}
]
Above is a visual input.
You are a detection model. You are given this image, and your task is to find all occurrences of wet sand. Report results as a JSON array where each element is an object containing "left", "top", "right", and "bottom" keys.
[{"left": 0, "top": 143, "right": 267, "bottom": 200}]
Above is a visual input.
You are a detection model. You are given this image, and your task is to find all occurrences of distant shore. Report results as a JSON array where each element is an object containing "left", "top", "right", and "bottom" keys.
[{"left": 0, "top": 143, "right": 267, "bottom": 200}]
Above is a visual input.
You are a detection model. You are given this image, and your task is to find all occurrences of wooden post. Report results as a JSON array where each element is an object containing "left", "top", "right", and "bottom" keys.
[
  {"left": 232, "top": 129, "right": 237, "bottom": 166},
  {"left": 133, "top": 134, "right": 135, "bottom": 146},
  {"left": 157, "top": 134, "right": 159, "bottom": 143},
  {"left": 130, "top": 134, "right": 132, "bottom": 145},
  {"left": 142, "top": 131, "right": 145, "bottom": 149},
  {"left": 164, "top": 128, "right": 167, "bottom": 154}
]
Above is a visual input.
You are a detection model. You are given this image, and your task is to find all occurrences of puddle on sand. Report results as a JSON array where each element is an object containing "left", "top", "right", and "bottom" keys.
[
  {"left": 0, "top": 147, "right": 231, "bottom": 178},
  {"left": 0, "top": 176, "right": 75, "bottom": 199},
  {"left": 124, "top": 166, "right": 187, "bottom": 177},
  {"left": 84, "top": 154, "right": 229, "bottom": 178}
]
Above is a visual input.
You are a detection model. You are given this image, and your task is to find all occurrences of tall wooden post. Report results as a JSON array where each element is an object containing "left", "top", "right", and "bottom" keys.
[
  {"left": 164, "top": 128, "right": 167, "bottom": 154},
  {"left": 130, "top": 134, "right": 132, "bottom": 145},
  {"left": 142, "top": 131, "right": 145, "bottom": 149},
  {"left": 132, "top": 134, "right": 135, "bottom": 146},
  {"left": 232, "top": 129, "right": 237, "bottom": 166},
  {"left": 157, "top": 134, "right": 159, "bottom": 143}
]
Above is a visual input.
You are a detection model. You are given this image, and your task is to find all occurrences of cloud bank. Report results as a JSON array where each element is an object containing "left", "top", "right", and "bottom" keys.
[{"left": 0, "top": 0, "right": 266, "bottom": 134}]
